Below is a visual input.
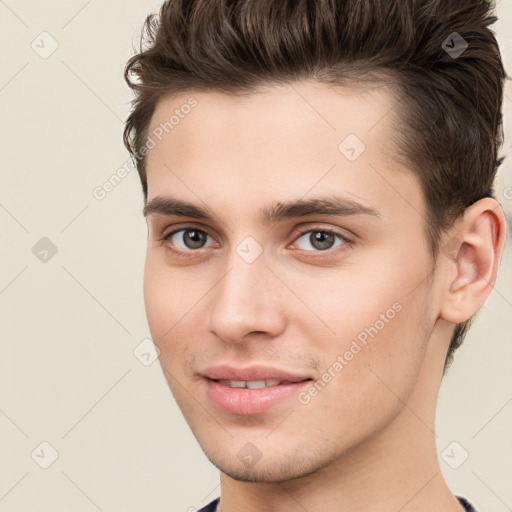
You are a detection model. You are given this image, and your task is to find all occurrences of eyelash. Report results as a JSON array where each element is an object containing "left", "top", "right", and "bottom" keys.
[{"left": 158, "top": 225, "right": 353, "bottom": 259}]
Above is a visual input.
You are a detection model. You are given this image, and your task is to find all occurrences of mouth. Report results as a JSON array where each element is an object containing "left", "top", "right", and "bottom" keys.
[
  {"left": 214, "top": 378, "right": 309, "bottom": 389},
  {"left": 201, "top": 364, "right": 313, "bottom": 383},
  {"left": 202, "top": 369, "right": 314, "bottom": 415}
]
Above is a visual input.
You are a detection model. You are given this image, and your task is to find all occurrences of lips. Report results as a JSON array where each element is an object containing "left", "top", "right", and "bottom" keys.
[
  {"left": 201, "top": 365, "right": 313, "bottom": 415},
  {"left": 202, "top": 365, "right": 312, "bottom": 383}
]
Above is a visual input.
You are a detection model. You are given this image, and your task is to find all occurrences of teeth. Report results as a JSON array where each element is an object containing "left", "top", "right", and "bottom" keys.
[
  {"left": 218, "top": 379, "right": 282, "bottom": 388},
  {"left": 246, "top": 380, "right": 266, "bottom": 389}
]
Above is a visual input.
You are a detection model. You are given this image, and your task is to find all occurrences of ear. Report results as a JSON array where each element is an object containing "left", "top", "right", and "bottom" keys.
[{"left": 439, "top": 198, "right": 507, "bottom": 324}]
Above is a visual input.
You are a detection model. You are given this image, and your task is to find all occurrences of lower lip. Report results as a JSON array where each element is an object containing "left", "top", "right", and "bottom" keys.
[{"left": 204, "top": 379, "right": 312, "bottom": 415}]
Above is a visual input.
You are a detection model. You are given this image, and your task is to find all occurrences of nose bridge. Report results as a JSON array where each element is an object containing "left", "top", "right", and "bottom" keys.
[{"left": 207, "top": 244, "right": 283, "bottom": 342}]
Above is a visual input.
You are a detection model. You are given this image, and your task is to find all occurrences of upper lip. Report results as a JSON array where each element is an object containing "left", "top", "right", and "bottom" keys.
[{"left": 202, "top": 365, "right": 312, "bottom": 383}]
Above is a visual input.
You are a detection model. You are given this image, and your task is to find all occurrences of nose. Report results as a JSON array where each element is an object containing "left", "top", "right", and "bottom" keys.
[{"left": 206, "top": 251, "right": 286, "bottom": 344}]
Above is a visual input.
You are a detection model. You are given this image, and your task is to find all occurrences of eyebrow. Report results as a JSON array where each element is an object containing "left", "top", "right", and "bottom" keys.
[{"left": 142, "top": 195, "right": 381, "bottom": 224}]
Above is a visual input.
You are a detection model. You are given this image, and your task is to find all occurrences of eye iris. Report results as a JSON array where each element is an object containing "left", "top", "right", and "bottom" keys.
[
  {"left": 311, "top": 231, "right": 335, "bottom": 250},
  {"left": 176, "top": 230, "right": 339, "bottom": 251},
  {"left": 184, "top": 229, "right": 207, "bottom": 249}
]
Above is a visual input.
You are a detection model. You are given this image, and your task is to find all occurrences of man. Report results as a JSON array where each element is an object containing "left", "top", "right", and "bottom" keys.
[{"left": 123, "top": 1, "right": 507, "bottom": 510}]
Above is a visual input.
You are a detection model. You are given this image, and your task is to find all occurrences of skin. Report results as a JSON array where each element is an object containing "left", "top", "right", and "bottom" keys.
[{"left": 142, "top": 80, "right": 506, "bottom": 512}]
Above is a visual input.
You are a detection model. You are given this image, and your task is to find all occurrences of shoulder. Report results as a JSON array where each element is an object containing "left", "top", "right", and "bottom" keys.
[
  {"left": 198, "top": 496, "right": 476, "bottom": 512},
  {"left": 197, "top": 497, "right": 220, "bottom": 512},
  {"left": 197, "top": 496, "right": 477, "bottom": 511},
  {"left": 457, "top": 495, "right": 479, "bottom": 511}
]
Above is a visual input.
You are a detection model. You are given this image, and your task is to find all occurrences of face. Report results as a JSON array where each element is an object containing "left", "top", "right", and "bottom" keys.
[{"left": 143, "top": 81, "right": 441, "bottom": 482}]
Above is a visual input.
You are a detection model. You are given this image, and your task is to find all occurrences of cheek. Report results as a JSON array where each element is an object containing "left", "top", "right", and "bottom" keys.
[
  {"left": 142, "top": 253, "right": 223, "bottom": 382},
  {"left": 143, "top": 260, "right": 166, "bottom": 338},
  {"left": 287, "top": 264, "right": 409, "bottom": 350},
  {"left": 143, "top": 256, "right": 190, "bottom": 357},
  {"left": 291, "top": 247, "right": 432, "bottom": 390},
  {"left": 291, "top": 290, "right": 430, "bottom": 444}
]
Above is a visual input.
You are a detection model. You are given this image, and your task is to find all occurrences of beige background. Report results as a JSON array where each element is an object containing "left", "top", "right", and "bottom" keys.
[{"left": 1, "top": 1, "right": 511, "bottom": 511}]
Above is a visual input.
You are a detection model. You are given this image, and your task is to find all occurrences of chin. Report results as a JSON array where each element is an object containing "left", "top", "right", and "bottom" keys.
[{"left": 202, "top": 446, "right": 336, "bottom": 483}]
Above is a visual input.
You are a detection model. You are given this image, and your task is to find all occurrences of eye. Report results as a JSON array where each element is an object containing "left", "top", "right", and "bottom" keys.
[
  {"left": 292, "top": 228, "right": 349, "bottom": 252},
  {"left": 159, "top": 225, "right": 352, "bottom": 259},
  {"left": 162, "top": 227, "right": 216, "bottom": 252}
]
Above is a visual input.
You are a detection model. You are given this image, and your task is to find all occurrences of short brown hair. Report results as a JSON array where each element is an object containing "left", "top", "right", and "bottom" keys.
[{"left": 123, "top": 0, "right": 506, "bottom": 370}]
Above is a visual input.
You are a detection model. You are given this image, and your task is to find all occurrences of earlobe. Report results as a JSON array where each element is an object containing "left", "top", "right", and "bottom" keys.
[{"left": 439, "top": 198, "right": 506, "bottom": 324}]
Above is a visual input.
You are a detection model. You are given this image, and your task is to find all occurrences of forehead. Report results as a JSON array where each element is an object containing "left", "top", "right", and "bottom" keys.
[
  {"left": 144, "top": 80, "right": 423, "bottom": 226},
  {"left": 147, "top": 80, "right": 398, "bottom": 155}
]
